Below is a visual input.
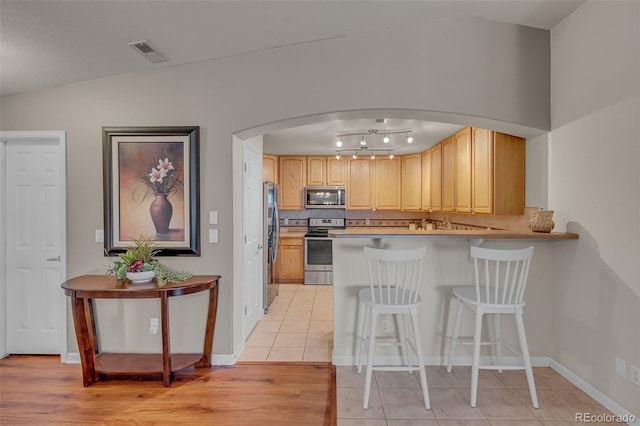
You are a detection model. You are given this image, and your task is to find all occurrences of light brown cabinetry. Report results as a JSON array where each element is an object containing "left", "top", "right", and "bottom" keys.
[
  {"left": 275, "top": 237, "right": 304, "bottom": 284},
  {"left": 430, "top": 144, "right": 442, "bottom": 212},
  {"left": 402, "top": 154, "right": 422, "bottom": 210},
  {"left": 347, "top": 158, "right": 374, "bottom": 210},
  {"left": 442, "top": 135, "right": 456, "bottom": 212},
  {"left": 421, "top": 149, "right": 432, "bottom": 211},
  {"left": 455, "top": 127, "right": 473, "bottom": 213},
  {"left": 473, "top": 129, "right": 526, "bottom": 215},
  {"left": 307, "top": 156, "right": 347, "bottom": 186},
  {"left": 263, "top": 154, "right": 278, "bottom": 184},
  {"left": 438, "top": 127, "right": 525, "bottom": 215},
  {"left": 374, "top": 157, "right": 402, "bottom": 210},
  {"left": 278, "top": 156, "right": 306, "bottom": 210}
]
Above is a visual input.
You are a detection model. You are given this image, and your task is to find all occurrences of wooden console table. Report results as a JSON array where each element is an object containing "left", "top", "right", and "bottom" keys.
[{"left": 62, "top": 275, "right": 220, "bottom": 387}]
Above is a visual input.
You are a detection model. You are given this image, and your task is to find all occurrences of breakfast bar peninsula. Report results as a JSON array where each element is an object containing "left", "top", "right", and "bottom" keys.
[{"left": 328, "top": 228, "right": 578, "bottom": 366}]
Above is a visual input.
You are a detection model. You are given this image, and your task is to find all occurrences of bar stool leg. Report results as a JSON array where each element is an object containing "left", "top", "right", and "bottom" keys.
[
  {"left": 494, "top": 313, "right": 503, "bottom": 373},
  {"left": 515, "top": 311, "right": 539, "bottom": 408},
  {"left": 402, "top": 313, "right": 413, "bottom": 371},
  {"left": 410, "top": 308, "right": 430, "bottom": 409},
  {"left": 470, "top": 311, "right": 483, "bottom": 407},
  {"left": 358, "top": 303, "right": 371, "bottom": 374},
  {"left": 446, "top": 300, "right": 464, "bottom": 373},
  {"left": 363, "top": 309, "right": 378, "bottom": 409}
]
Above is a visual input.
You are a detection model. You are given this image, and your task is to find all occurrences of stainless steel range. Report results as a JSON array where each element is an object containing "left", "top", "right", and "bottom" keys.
[{"left": 304, "top": 218, "right": 345, "bottom": 285}]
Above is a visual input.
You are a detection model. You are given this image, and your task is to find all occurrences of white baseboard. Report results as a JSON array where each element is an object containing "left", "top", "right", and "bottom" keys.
[
  {"left": 549, "top": 358, "right": 638, "bottom": 423},
  {"left": 0, "top": 352, "right": 8, "bottom": 360},
  {"left": 332, "top": 354, "right": 550, "bottom": 368},
  {"left": 65, "top": 351, "right": 239, "bottom": 366},
  {"left": 65, "top": 352, "right": 80, "bottom": 364}
]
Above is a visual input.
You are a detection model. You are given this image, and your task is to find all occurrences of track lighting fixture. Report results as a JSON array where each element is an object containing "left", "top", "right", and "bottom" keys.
[
  {"left": 335, "top": 129, "right": 414, "bottom": 147},
  {"left": 336, "top": 146, "right": 393, "bottom": 160}
]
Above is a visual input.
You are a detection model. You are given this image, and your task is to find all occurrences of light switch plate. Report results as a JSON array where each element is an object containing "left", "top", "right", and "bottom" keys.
[
  {"left": 209, "top": 229, "right": 218, "bottom": 243},
  {"left": 95, "top": 230, "right": 104, "bottom": 243},
  {"left": 615, "top": 357, "right": 627, "bottom": 377},
  {"left": 209, "top": 211, "right": 218, "bottom": 225}
]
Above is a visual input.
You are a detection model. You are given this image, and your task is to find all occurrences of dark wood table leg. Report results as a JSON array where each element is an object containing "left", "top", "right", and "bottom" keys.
[
  {"left": 197, "top": 282, "right": 218, "bottom": 368},
  {"left": 70, "top": 295, "right": 96, "bottom": 387},
  {"left": 160, "top": 292, "right": 172, "bottom": 387}
]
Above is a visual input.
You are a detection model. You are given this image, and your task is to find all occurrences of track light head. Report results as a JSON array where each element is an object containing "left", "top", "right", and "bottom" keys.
[
  {"left": 360, "top": 136, "right": 366, "bottom": 146},
  {"left": 383, "top": 135, "right": 390, "bottom": 143},
  {"left": 406, "top": 133, "right": 413, "bottom": 143}
]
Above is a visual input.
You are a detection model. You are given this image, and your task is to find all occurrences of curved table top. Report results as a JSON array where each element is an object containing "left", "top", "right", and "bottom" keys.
[{"left": 62, "top": 275, "right": 220, "bottom": 299}]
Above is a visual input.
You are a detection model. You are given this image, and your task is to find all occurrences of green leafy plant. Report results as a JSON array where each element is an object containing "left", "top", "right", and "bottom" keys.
[{"left": 107, "top": 235, "right": 192, "bottom": 287}]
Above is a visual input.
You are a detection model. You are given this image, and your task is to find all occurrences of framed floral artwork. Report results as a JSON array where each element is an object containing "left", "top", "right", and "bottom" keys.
[{"left": 102, "top": 126, "right": 200, "bottom": 256}]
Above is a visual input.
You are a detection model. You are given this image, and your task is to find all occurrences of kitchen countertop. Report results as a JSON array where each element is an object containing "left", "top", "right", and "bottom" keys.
[{"left": 329, "top": 227, "right": 578, "bottom": 240}]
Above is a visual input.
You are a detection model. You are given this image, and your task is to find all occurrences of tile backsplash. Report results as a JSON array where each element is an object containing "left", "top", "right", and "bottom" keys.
[{"left": 278, "top": 208, "right": 536, "bottom": 231}]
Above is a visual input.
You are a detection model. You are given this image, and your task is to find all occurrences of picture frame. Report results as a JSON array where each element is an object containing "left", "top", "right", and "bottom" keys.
[{"left": 102, "top": 126, "right": 200, "bottom": 256}]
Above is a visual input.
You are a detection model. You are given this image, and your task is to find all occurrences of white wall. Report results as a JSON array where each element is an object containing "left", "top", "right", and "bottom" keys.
[
  {"left": 549, "top": 1, "right": 640, "bottom": 414},
  {"left": 0, "top": 18, "right": 550, "bottom": 357}
]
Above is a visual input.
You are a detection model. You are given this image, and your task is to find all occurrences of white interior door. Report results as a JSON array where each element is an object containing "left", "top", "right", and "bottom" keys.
[
  {"left": 4, "top": 134, "right": 66, "bottom": 355},
  {"left": 242, "top": 141, "right": 264, "bottom": 338}
]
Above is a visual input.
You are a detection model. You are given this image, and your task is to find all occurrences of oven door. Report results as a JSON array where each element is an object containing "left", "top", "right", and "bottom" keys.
[{"left": 304, "top": 237, "right": 333, "bottom": 285}]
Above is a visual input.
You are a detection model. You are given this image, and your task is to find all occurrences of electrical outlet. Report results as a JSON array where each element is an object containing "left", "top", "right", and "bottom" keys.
[
  {"left": 381, "top": 319, "right": 390, "bottom": 332},
  {"left": 631, "top": 364, "right": 640, "bottom": 386},
  {"left": 615, "top": 357, "right": 627, "bottom": 377},
  {"left": 149, "top": 318, "right": 159, "bottom": 335}
]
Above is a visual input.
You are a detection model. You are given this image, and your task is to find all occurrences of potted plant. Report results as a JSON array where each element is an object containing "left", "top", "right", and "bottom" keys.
[{"left": 107, "top": 235, "right": 192, "bottom": 286}]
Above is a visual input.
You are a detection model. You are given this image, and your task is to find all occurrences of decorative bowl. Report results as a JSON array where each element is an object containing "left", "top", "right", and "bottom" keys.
[
  {"left": 529, "top": 210, "right": 554, "bottom": 233},
  {"left": 126, "top": 270, "right": 156, "bottom": 284}
]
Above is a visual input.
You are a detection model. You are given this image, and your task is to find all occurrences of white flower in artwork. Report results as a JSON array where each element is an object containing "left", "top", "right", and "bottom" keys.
[
  {"left": 149, "top": 168, "right": 165, "bottom": 183},
  {"left": 157, "top": 158, "right": 174, "bottom": 173}
]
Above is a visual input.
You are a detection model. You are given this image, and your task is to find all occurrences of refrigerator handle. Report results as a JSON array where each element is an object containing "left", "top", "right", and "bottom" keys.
[{"left": 272, "top": 202, "right": 280, "bottom": 264}]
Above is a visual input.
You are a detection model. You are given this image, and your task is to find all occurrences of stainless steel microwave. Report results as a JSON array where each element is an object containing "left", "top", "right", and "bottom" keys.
[{"left": 305, "top": 186, "right": 346, "bottom": 209}]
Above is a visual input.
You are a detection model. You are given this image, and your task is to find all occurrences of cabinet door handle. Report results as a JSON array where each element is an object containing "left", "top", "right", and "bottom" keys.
[{"left": 46, "top": 256, "right": 61, "bottom": 262}]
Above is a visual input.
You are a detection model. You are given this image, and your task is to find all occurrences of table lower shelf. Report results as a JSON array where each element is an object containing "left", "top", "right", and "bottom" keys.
[{"left": 95, "top": 353, "right": 204, "bottom": 377}]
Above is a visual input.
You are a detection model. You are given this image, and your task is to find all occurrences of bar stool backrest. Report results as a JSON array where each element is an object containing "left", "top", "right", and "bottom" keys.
[
  {"left": 471, "top": 246, "right": 533, "bottom": 305},
  {"left": 364, "top": 246, "right": 427, "bottom": 305}
]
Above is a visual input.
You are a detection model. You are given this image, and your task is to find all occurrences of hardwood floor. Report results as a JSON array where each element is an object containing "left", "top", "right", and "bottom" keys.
[{"left": 0, "top": 355, "right": 336, "bottom": 425}]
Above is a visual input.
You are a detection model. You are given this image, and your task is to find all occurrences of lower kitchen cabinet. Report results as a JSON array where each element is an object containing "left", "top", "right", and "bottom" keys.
[{"left": 275, "top": 237, "right": 304, "bottom": 284}]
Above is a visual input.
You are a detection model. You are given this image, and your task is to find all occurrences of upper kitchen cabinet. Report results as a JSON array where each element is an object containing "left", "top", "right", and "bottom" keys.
[
  {"left": 374, "top": 156, "right": 402, "bottom": 210},
  {"left": 421, "top": 145, "right": 442, "bottom": 212},
  {"left": 307, "top": 156, "right": 347, "bottom": 186},
  {"left": 421, "top": 149, "right": 432, "bottom": 211},
  {"left": 455, "top": 127, "right": 473, "bottom": 213},
  {"left": 263, "top": 154, "right": 278, "bottom": 184},
  {"left": 279, "top": 156, "right": 306, "bottom": 210},
  {"left": 442, "top": 135, "right": 456, "bottom": 212},
  {"left": 347, "top": 157, "right": 374, "bottom": 210},
  {"left": 402, "top": 153, "right": 422, "bottom": 210},
  {"left": 474, "top": 129, "right": 525, "bottom": 215},
  {"left": 430, "top": 144, "right": 443, "bottom": 212}
]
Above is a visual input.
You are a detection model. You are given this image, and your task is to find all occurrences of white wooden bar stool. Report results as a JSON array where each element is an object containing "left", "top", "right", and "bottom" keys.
[
  {"left": 357, "top": 246, "right": 430, "bottom": 410},
  {"left": 446, "top": 246, "right": 538, "bottom": 408}
]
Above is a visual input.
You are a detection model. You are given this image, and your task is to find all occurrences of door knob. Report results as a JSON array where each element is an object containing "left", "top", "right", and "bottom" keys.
[{"left": 46, "top": 255, "right": 61, "bottom": 262}]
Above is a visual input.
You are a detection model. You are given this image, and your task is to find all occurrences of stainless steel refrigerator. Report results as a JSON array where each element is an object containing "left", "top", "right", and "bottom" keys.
[{"left": 263, "top": 182, "right": 280, "bottom": 312}]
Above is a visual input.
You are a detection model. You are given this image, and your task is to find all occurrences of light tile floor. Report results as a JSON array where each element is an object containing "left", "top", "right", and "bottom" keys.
[
  {"left": 337, "top": 366, "right": 619, "bottom": 425},
  {"left": 239, "top": 284, "right": 333, "bottom": 362},
  {"left": 240, "top": 285, "right": 619, "bottom": 425}
]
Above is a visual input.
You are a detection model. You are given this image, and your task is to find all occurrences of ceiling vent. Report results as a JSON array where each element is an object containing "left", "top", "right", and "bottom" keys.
[{"left": 128, "top": 40, "right": 169, "bottom": 63}]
